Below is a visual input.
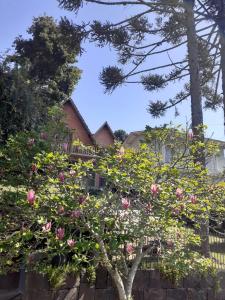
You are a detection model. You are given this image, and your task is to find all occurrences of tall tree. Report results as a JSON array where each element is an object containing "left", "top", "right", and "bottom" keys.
[
  {"left": 183, "top": 0, "right": 209, "bottom": 256},
  {"left": 0, "top": 16, "right": 83, "bottom": 142},
  {"left": 194, "top": 0, "right": 225, "bottom": 132}
]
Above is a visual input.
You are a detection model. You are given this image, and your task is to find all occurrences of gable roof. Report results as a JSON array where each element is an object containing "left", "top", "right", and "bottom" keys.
[
  {"left": 63, "top": 99, "right": 96, "bottom": 145},
  {"left": 94, "top": 121, "right": 115, "bottom": 140},
  {"left": 123, "top": 130, "right": 225, "bottom": 148},
  {"left": 93, "top": 121, "right": 115, "bottom": 147}
]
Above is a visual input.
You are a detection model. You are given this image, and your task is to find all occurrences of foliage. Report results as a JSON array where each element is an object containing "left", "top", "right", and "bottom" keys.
[
  {"left": 114, "top": 129, "right": 128, "bottom": 143},
  {"left": 57, "top": 0, "right": 221, "bottom": 118},
  {"left": 0, "top": 16, "right": 82, "bottom": 141},
  {"left": 1, "top": 127, "right": 225, "bottom": 299},
  {"left": 157, "top": 228, "right": 215, "bottom": 283},
  {"left": 0, "top": 105, "right": 71, "bottom": 186}
]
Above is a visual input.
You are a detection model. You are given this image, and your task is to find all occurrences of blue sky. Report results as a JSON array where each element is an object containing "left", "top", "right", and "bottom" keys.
[{"left": 0, "top": 0, "right": 224, "bottom": 140}]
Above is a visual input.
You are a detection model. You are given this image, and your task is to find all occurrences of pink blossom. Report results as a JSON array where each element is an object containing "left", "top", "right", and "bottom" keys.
[
  {"left": 78, "top": 196, "right": 86, "bottom": 205},
  {"left": 175, "top": 188, "right": 183, "bottom": 199},
  {"left": 188, "top": 131, "right": 193, "bottom": 140},
  {"left": 67, "top": 239, "right": 76, "bottom": 248},
  {"left": 190, "top": 195, "right": 197, "bottom": 204},
  {"left": 151, "top": 184, "right": 159, "bottom": 197},
  {"left": 31, "top": 164, "right": 37, "bottom": 173},
  {"left": 126, "top": 244, "right": 134, "bottom": 254},
  {"left": 71, "top": 210, "right": 81, "bottom": 218},
  {"left": 56, "top": 228, "right": 65, "bottom": 240},
  {"left": 42, "top": 222, "right": 52, "bottom": 233},
  {"left": 69, "top": 169, "right": 76, "bottom": 176},
  {"left": 27, "top": 138, "right": 35, "bottom": 147},
  {"left": 40, "top": 132, "right": 48, "bottom": 140},
  {"left": 63, "top": 143, "right": 68, "bottom": 152},
  {"left": 122, "top": 198, "right": 130, "bottom": 210},
  {"left": 58, "top": 206, "right": 65, "bottom": 214},
  {"left": 58, "top": 172, "right": 65, "bottom": 183},
  {"left": 27, "top": 190, "right": 35, "bottom": 205}
]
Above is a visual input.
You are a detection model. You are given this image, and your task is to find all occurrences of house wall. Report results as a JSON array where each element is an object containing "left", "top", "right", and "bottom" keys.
[
  {"left": 206, "top": 148, "right": 225, "bottom": 175},
  {"left": 124, "top": 134, "right": 225, "bottom": 176},
  {"left": 63, "top": 102, "right": 94, "bottom": 146},
  {"left": 94, "top": 127, "right": 114, "bottom": 147}
]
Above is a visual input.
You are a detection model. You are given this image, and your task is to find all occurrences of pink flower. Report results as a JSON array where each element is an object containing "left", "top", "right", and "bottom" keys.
[
  {"left": 78, "top": 196, "right": 86, "bottom": 205},
  {"left": 58, "top": 206, "right": 65, "bottom": 214},
  {"left": 151, "top": 184, "right": 159, "bottom": 197},
  {"left": 58, "top": 172, "right": 65, "bottom": 183},
  {"left": 71, "top": 210, "right": 81, "bottom": 218},
  {"left": 56, "top": 228, "right": 65, "bottom": 240},
  {"left": 27, "top": 138, "right": 35, "bottom": 147},
  {"left": 175, "top": 188, "right": 183, "bottom": 200},
  {"left": 31, "top": 164, "right": 37, "bottom": 173},
  {"left": 27, "top": 190, "right": 35, "bottom": 205},
  {"left": 69, "top": 169, "right": 76, "bottom": 176},
  {"left": 62, "top": 143, "right": 68, "bottom": 152},
  {"left": 40, "top": 132, "right": 48, "bottom": 140},
  {"left": 122, "top": 198, "right": 130, "bottom": 209},
  {"left": 190, "top": 195, "right": 197, "bottom": 204},
  {"left": 126, "top": 244, "right": 134, "bottom": 254},
  {"left": 188, "top": 131, "right": 193, "bottom": 140},
  {"left": 67, "top": 239, "right": 76, "bottom": 248},
  {"left": 42, "top": 222, "right": 52, "bottom": 233}
]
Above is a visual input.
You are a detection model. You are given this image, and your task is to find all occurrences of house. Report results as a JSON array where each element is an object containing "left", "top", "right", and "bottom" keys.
[
  {"left": 63, "top": 99, "right": 115, "bottom": 188},
  {"left": 63, "top": 99, "right": 115, "bottom": 159},
  {"left": 123, "top": 130, "right": 225, "bottom": 176}
]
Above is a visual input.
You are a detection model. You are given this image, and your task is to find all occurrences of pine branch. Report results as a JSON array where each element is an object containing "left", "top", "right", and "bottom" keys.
[
  {"left": 111, "top": 9, "right": 153, "bottom": 27},
  {"left": 126, "top": 61, "right": 188, "bottom": 77}
]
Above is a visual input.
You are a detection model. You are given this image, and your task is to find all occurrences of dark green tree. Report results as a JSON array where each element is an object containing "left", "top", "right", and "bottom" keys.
[
  {"left": 114, "top": 129, "right": 128, "bottom": 142},
  {"left": 0, "top": 16, "right": 83, "bottom": 142}
]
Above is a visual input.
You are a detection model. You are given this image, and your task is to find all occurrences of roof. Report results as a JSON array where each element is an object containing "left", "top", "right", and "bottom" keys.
[
  {"left": 123, "top": 130, "right": 225, "bottom": 147},
  {"left": 64, "top": 99, "right": 96, "bottom": 145},
  {"left": 94, "top": 121, "right": 115, "bottom": 140}
]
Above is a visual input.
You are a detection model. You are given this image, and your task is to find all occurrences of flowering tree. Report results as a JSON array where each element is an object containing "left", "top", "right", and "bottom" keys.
[{"left": 1, "top": 127, "right": 225, "bottom": 300}]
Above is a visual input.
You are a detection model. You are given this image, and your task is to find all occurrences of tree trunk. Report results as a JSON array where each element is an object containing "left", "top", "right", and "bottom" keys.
[
  {"left": 184, "top": 0, "right": 210, "bottom": 257},
  {"left": 220, "top": 35, "right": 225, "bottom": 133},
  {"left": 125, "top": 250, "right": 143, "bottom": 299},
  {"left": 95, "top": 237, "right": 129, "bottom": 300},
  {"left": 217, "top": 1, "right": 225, "bottom": 133},
  {"left": 107, "top": 267, "right": 129, "bottom": 300}
]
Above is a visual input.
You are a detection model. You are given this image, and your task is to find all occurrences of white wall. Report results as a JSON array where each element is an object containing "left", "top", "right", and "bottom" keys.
[{"left": 206, "top": 148, "right": 225, "bottom": 175}]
